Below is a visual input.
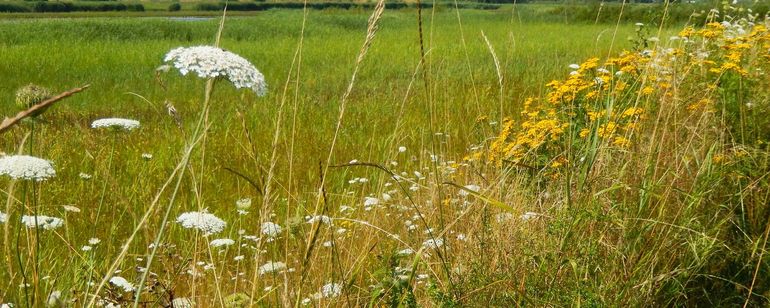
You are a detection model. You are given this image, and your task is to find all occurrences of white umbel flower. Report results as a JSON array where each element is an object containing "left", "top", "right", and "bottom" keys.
[
  {"left": 109, "top": 276, "right": 134, "bottom": 292},
  {"left": 261, "top": 222, "right": 282, "bottom": 238},
  {"left": 320, "top": 282, "right": 342, "bottom": 298},
  {"left": 91, "top": 118, "right": 140, "bottom": 131},
  {"left": 0, "top": 212, "right": 6, "bottom": 224},
  {"left": 209, "top": 238, "right": 235, "bottom": 248},
  {"left": 177, "top": 211, "right": 226, "bottom": 235},
  {"left": 0, "top": 155, "right": 55, "bottom": 181},
  {"left": 21, "top": 215, "right": 64, "bottom": 230},
  {"left": 163, "top": 46, "right": 267, "bottom": 96},
  {"left": 258, "top": 261, "right": 287, "bottom": 275}
]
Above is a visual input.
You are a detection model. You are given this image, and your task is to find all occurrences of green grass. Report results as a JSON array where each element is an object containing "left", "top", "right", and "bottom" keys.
[{"left": 1, "top": 4, "right": 768, "bottom": 307}]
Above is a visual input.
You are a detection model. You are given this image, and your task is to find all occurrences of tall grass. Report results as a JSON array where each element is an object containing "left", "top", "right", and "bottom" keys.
[{"left": 1, "top": 4, "right": 768, "bottom": 307}]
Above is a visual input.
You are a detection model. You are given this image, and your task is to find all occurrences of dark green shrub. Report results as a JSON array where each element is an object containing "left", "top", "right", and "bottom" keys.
[
  {"left": 168, "top": 2, "right": 181, "bottom": 11},
  {"left": 0, "top": 2, "right": 31, "bottom": 12}
]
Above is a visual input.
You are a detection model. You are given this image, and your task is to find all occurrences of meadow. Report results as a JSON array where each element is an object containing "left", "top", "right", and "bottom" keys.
[{"left": 1, "top": 2, "right": 769, "bottom": 307}]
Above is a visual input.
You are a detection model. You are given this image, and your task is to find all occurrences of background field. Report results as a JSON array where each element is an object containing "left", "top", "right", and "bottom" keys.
[{"left": 1, "top": 3, "right": 769, "bottom": 307}]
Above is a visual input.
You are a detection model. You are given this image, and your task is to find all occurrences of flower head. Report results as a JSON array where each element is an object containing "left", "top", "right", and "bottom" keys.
[
  {"left": 109, "top": 276, "right": 134, "bottom": 292},
  {"left": 0, "top": 212, "right": 7, "bottom": 224},
  {"left": 209, "top": 238, "right": 235, "bottom": 248},
  {"left": 91, "top": 118, "right": 140, "bottom": 131},
  {"left": 15, "top": 84, "right": 52, "bottom": 110},
  {"left": 259, "top": 261, "right": 287, "bottom": 275},
  {"left": 163, "top": 46, "right": 267, "bottom": 96},
  {"left": 0, "top": 155, "right": 55, "bottom": 181},
  {"left": 261, "top": 222, "right": 282, "bottom": 238},
  {"left": 21, "top": 215, "right": 63, "bottom": 230},
  {"left": 321, "top": 282, "right": 342, "bottom": 298},
  {"left": 177, "top": 211, "right": 226, "bottom": 235}
]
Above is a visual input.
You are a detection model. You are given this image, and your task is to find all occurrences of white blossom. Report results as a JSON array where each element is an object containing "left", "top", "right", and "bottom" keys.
[
  {"left": 21, "top": 215, "right": 63, "bottom": 230},
  {"left": 261, "top": 222, "right": 282, "bottom": 238},
  {"left": 109, "top": 276, "right": 134, "bottom": 292},
  {"left": 91, "top": 118, "right": 140, "bottom": 131},
  {"left": 0, "top": 155, "right": 55, "bottom": 181},
  {"left": 209, "top": 238, "right": 235, "bottom": 248},
  {"left": 422, "top": 238, "right": 444, "bottom": 249},
  {"left": 320, "top": 282, "right": 342, "bottom": 298},
  {"left": 0, "top": 212, "right": 6, "bottom": 224},
  {"left": 259, "top": 261, "right": 287, "bottom": 275},
  {"left": 163, "top": 46, "right": 267, "bottom": 96},
  {"left": 177, "top": 211, "right": 226, "bottom": 235}
]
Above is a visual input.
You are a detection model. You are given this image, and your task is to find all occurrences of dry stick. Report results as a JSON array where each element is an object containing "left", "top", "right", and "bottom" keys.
[{"left": 0, "top": 85, "right": 90, "bottom": 135}]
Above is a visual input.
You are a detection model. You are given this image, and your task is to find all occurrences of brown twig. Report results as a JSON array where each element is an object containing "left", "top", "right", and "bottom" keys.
[{"left": 0, "top": 84, "right": 90, "bottom": 135}]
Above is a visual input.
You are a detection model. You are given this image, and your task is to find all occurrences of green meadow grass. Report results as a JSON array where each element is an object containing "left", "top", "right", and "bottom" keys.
[{"left": 6, "top": 5, "right": 767, "bottom": 307}]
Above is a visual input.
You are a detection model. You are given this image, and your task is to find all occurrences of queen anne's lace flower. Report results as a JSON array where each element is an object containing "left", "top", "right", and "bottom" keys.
[
  {"left": 209, "top": 238, "right": 235, "bottom": 247},
  {"left": 261, "top": 222, "right": 282, "bottom": 238},
  {"left": 0, "top": 155, "right": 55, "bottom": 181},
  {"left": 177, "top": 211, "right": 226, "bottom": 235},
  {"left": 91, "top": 118, "right": 140, "bottom": 131},
  {"left": 21, "top": 215, "right": 63, "bottom": 230},
  {"left": 163, "top": 46, "right": 267, "bottom": 96},
  {"left": 259, "top": 261, "right": 287, "bottom": 275},
  {"left": 109, "top": 276, "right": 134, "bottom": 292},
  {"left": 321, "top": 282, "right": 343, "bottom": 298}
]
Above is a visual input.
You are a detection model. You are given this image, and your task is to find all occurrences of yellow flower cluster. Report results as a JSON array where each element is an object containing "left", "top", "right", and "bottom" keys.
[{"left": 473, "top": 17, "right": 770, "bottom": 174}]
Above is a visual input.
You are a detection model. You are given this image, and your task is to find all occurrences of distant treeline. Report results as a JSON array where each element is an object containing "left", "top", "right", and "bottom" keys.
[
  {"left": 192, "top": 1, "right": 502, "bottom": 11},
  {"left": 0, "top": 0, "right": 507, "bottom": 13},
  {"left": 0, "top": 1, "right": 145, "bottom": 12}
]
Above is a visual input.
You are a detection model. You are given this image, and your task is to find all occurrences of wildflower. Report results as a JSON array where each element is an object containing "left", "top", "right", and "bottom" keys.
[
  {"left": 90, "top": 118, "right": 140, "bottom": 131},
  {"left": 398, "top": 146, "right": 407, "bottom": 153},
  {"left": 234, "top": 255, "right": 244, "bottom": 261},
  {"left": 261, "top": 222, "right": 282, "bottom": 238},
  {"left": 635, "top": 22, "right": 644, "bottom": 27},
  {"left": 259, "top": 261, "right": 287, "bottom": 275},
  {"left": 79, "top": 173, "right": 92, "bottom": 180},
  {"left": 306, "top": 215, "right": 333, "bottom": 225},
  {"left": 236, "top": 198, "right": 252, "bottom": 210},
  {"left": 397, "top": 248, "right": 414, "bottom": 256},
  {"left": 21, "top": 215, "right": 63, "bottom": 230},
  {"left": 141, "top": 153, "right": 153, "bottom": 160},
  {"left": 320, "top": 282, "right": 342, "bottom": 298},
  {"left": 458, "top": 184, "right": 480, "bottom": 197},
  {"left": 62, "top": 205, "right": 81, "bottom": 213},
  {"left": 47, "top": 290, "right": 63, "bottom": 308},
  {"left": 0, "top": 155, "right": 55, "bottom": 181},
  {"left": 163, "top": 46, "right": 267, "bottom": 96},
  {"left": 81, "top": 246, "right": 92, "bottom": 252},
  {"left": 109, "top": 276, "right": 134, "bottom": 292},
  {"left": 0, "top": 212, "right": 6, "bottom": 224},
  {"left": 363, "top": 197, "right": 379, "bottom": 207},
  {"left": 171, "top": 298, "right": 194, "bottom": 308},
  {"left": 89, "top": 238, "right": 101, "bottom": 245},
  {"left": 422, "top": 238, "right": 444, "bottom": 249},
  {"left": 177, "top": 211, "right": 227, "bottom": 235},
  {"left": 210, "top": 238, "right": 235, "bottom": 248},
  {"left": 520, "top": 212, "right": 539, "bottom": 221},
  {"left": 568, "top": 63, "right": 580, "bottom": 69},
  {"left": 15, "top": 84, "right": 52, "bottom": 113}
]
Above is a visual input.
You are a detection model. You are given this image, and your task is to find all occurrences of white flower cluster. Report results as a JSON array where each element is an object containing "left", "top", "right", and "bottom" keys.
[
  {"left": 109, "top": 276, "right": 134, "bottom": 292},
  {"left": 259, "top": 261, "right": 287, "bottom": 275},
  {"left": 163, "top": 46, "right": 267, "bottom": 96},
  {"left": 91, "top": 118, "right": 140, "bottom": 131},
  {"left": 320, "top": 282, "right": 342, "bottom": 298},
  {"left": 21, "top": 215, "right": 64, "bottom": 230},
  {"left": 0, "top": 155, "right": 55, "bottom": 181},
  {"left": 261, "top": 222, "right": 282, "bottom": 238},
  {"left": 209, "top": 238, "right": 235, "bottom": 248},
  {"left": 0, "top": 212, "right": 6, "bottom": 224},
  {"left": 177, "top": 211, "right": 226, "bottom": 235}
]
